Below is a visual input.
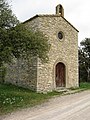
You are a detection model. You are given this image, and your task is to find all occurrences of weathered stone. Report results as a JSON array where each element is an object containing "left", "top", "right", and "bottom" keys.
[{"left": 5, "top": 4, "right": 79, "bottom": 92}]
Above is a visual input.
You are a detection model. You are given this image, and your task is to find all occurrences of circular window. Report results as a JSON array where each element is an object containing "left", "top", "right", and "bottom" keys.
[{"left": 58, "top": 32, "right": 63, "bottom": 39}]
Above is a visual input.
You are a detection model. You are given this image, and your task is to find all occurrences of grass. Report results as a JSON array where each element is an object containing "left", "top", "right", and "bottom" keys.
[
  {"left": 0, "top": 82, "right": 90, "bottom": 115},
  {"left": 0, "top": 83, "right": 62, "bottom": 115},
  {"left": 68, "top": 82, "right": 90, "bottom": 91},
  {"left": 79, "top": 82, "right": 90, "bottom": 90}
]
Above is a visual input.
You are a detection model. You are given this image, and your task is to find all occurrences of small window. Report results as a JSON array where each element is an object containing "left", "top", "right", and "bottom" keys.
[{"left": 58, "top": 32, "right": 63, "bottom": 39}]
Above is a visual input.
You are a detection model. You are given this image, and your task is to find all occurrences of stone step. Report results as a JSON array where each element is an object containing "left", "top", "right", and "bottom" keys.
[
  {"left": 55, "top": 87, "right": 68, "bottom": 92},
  {"left": 55, "top": 88, "right": 82, "bottom": 94}
]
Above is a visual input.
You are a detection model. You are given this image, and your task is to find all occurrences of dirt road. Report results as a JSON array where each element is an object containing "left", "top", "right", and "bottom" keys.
[{"left": 1, "top": 90, "right": 90, "bottom": 120}]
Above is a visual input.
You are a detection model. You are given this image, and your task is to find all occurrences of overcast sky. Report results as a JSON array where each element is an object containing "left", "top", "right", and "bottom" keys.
[{"left": 8, "top": 0, "right": 90, "bottom": 45}]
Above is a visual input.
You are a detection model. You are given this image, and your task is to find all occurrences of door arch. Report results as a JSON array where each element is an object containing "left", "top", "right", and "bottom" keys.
[{"left": 55, "top": 62, "right": 65, "bottom": 87}]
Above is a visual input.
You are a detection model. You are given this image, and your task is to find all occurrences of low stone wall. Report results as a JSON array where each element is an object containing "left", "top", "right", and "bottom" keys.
[{"left": 5, "top": 57, "right": 37, "bottom": 91}]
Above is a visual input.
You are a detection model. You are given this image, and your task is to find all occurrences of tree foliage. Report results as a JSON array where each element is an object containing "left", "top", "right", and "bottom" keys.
[
  {"left": 79, "top": 38, "right": 90, "bottom": 82},
  {"left": 8, "top": 24, "right": 50, "bottom": 62},
  {"left": 0, "top": 0, "right": 19, "bottom": 28},
  {"left": 0, "top": 0, "right": 50, "bottom": 82},
  {"left": 0, "top": 0, "right": 19, "bottom": 67},
  {"left": 0, "top": 0, "right": 50, "bottom": 65}
]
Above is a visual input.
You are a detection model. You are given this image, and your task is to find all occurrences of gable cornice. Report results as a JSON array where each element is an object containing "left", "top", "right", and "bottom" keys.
[{"left": 23, "top": 14, "right": 79, "bottom": 32}]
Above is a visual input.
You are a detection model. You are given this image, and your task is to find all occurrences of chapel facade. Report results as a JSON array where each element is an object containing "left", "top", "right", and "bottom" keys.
[{"left": 6, "top": 4, "right": 79, "bottom": 92}]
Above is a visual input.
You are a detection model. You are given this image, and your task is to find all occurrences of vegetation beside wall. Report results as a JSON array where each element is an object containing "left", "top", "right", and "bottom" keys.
[
  {"left": 0, "top": 83, "right": 61, "bottom": 115},
  {"left": 0, "top": 0, "right": 50, "bottom": 83},
  {"left": 79, "top": 38, "right": 90, "bottom": 82},
  {"left": 0, "top": 82, "right": 90, "bottom": 115},
  {"left": 0, "top": 66, "right": 6, "bottom": 83},
  {"left": 79, "top": 82, "right": 90, "bottom": 90}
]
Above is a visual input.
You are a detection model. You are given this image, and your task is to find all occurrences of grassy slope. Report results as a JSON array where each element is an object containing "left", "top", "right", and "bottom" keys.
[
  {"left": 0, "top": 83, "right": 62, "bottom": 115},
  {"left": 0, "top": 82, "right": 90, "bottom": 115}
]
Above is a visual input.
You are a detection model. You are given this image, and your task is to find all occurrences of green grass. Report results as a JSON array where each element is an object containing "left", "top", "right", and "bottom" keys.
[
  {"left": 0, "top": 83, "right": 62, "bottom": 115},
  {"left": 0, "top": 82, "right": 90, "bottom": 115},
  {"left": 80, "top": 82, "right": 90, "bottom": 90}
]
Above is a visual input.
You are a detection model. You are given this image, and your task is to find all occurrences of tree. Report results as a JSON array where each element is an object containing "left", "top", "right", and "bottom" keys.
[
  {"left": 79, "top": 47, "right": 87, "bottom": 82},
  {"left": 0, "top": 0, "right": 18, "bottom": 28},
  {"left": 0, "top": 0, "right": 19, "bottom": 82},
  {"left": 79, "top": 38, "right": 90, "bottom": 82},
  {"left": 0, "top": 0, "right": 50, "bottom": 82},
  {"left": 0, "top": 0, "right": 50, "bottom": 64},
  {"left": 0, "top": 0, "right": 19, "bottom": 66},
  {"left": 8, "top": 24, "right": 50, "bottom": 62}
]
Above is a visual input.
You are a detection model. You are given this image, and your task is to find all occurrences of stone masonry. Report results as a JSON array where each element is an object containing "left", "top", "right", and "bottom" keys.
[{"left": 5, "top": 4, "right": 79, "bottom": 92}]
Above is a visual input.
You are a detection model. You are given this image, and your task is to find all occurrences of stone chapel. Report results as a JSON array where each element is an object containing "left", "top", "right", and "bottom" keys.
[{"left": 6, "top": 4, "right": 79, "bottom": 92}]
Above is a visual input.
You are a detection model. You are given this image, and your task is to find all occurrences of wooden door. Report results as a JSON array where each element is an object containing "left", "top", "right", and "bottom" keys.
[{"left": 55, "top": 62, "right": 65, "bottom": 87}]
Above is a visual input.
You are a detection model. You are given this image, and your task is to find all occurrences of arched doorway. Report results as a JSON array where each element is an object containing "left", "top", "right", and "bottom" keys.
[{"left": 55, "top": 62, "right": 65, "bottom": 87}]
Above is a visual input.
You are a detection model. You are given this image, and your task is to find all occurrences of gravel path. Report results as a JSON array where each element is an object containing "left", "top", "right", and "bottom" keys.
[{"left": 1, "top": 90, "right": 90, "bottom": 120}]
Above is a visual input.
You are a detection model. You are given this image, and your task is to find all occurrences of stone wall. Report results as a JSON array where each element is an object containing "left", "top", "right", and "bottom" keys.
[
  {"left": 5, "top": 15, "right": 79, "bottom": 92},
  {"left": 5, "top": 57, "right": 37, "bottom": 91},
  {"left": 5, "top": 17, "right": 39, "bottom": 90},
  {"left": 27, "top": 15, "right": 79, "bottom": 92}
]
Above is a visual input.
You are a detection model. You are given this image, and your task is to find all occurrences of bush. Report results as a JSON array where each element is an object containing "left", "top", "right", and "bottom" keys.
[{"left": 0, "top": 65, "right": 6, "bottom": 83}]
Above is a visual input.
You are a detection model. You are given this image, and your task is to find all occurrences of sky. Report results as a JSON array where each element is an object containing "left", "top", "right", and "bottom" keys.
[{"left": 8, "top": 0, "right": 90, "bottom": 45}]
